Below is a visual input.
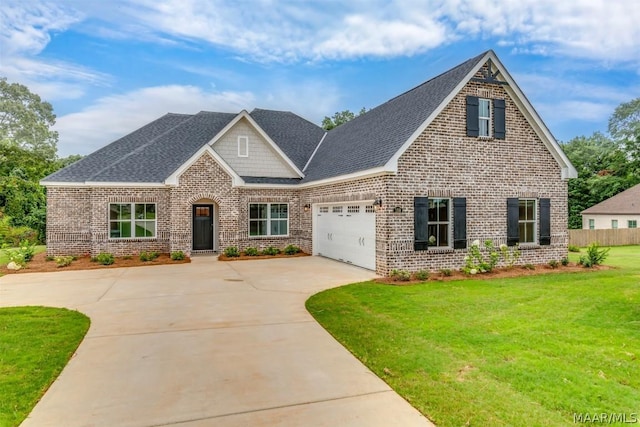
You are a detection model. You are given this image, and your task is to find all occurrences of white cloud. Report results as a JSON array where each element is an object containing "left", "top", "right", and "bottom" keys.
[
  {"left": 65, "top": 0, "right": 640, "bottom": 65},
  {"left": 53, "top": 81, "right": 341, "bottom": 156},
  {"left": 0, "top": 1, "right": 109, "bottom": 101}
]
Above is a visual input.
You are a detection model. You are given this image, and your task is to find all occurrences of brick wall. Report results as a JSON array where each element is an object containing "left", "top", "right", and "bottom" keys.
[{"left": 46, "top": 65, "right": 569, "bottom": 274}]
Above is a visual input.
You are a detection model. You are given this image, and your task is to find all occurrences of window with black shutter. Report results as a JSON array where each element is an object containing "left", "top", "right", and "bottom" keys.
[
  {"left": 466, "top": 96, "right": 479, "bottom": 137},
  {"left": 414, "top": 197, "right": 429, "bottom": 251},
  {"left": 493, "top": 99, "right": 505, "bottom": 139},
  {"left": 453, "top": 197, "right": 467, "bottom": 249},
  {"left": 467, "top": 96, "right": 506, "bottom": 139},
  {"left": 539, "top": 198, "right": 551, "bottom": 245},
  {"left": 507, "top": 198, "right": 520, "bottom": 246}
]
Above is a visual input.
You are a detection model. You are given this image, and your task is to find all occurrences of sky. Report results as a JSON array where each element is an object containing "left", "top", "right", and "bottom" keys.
[{"left": 1, "top": 0, "right": 639, "bottom": 157}]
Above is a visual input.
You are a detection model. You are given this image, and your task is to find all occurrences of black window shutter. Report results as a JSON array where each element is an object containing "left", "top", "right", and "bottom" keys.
[
  {"left": 453, "top": 197, "right": 467, "bottom": 249},
  {"left": 466, "top": 96, "right": 479, "bottom": 137},
  {"left": 414, "top": 197, "right": 429, "bottom": 251},
  {"left": 507, "top": 198, "right": 519, "bottom": 246},
  {"left": 539, "top": 198, "right": 551, "bottom": 245},
  {"left": 494, "top": 98, "right": 506, "bottom": 139}
]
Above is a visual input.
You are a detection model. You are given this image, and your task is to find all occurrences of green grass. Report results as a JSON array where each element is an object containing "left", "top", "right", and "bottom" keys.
[
  {"left": 0, "top": 307, "right": 90, "bottom": 427},
  {"left": 307, "top": 246, "right": 640, "bottom": 426},
  {"left": 0, "top": 245, "right": 46, "bottom": 266}
]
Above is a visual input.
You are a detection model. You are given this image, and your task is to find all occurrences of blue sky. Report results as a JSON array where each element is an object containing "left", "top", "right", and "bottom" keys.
[{"left": 1, "top": 0, "right": 639, "bottom": 157}]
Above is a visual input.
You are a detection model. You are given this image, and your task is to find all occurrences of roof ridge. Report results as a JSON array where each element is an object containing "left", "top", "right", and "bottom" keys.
[
  {"left": 85, "top": 113, "right": 196, "bottom": 181},
  {"left": 250, "top": 108, "right": 324, "bottom": 130}
]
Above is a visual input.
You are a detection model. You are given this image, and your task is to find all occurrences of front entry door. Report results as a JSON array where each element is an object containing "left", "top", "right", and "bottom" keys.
[{"left": 193, "top": 205, "right": 214, "bottom": 250}]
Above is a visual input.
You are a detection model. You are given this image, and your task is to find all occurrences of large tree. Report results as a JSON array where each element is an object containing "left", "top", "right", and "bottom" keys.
[
  {"left": 609, "top": 97, "right": 640, "bottom": 168},
  {"left": 0, "top": 78, "right": 58, "bottom": 160}
]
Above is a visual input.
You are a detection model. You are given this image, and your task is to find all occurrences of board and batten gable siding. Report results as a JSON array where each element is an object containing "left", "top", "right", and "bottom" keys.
[
  {"left": 212, "top": 118, "right": 299, "bottom": 178},
  {"left": 382, "top": 66, "right": 569, "bottom": 273}
]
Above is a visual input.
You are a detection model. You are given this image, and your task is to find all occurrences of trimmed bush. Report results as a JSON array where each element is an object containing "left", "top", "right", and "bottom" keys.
[
  {"left": 139, "top": 251, "right": 159, "bottom": 262},
  {"left": 283, "top": 244, "right": 301, "bottom": 255},
  {"left": 55, "top": 256, "right": 74, "bottom": 268},
  {"left": 390, "top": 269, "right": 411, "bottom": 281},
  {"left": 243, "top": 247, "right": 260, "bottom": 256},
  {"left": 95, "top": 252, "right": 115, "bottom": 265},
  {"left": 261, "top": 246, "right": 280, "bottom": 256},
  {"left": 170, "top": 251, "right": 186, "bottom": 260},
  {"left": 548, "top": 259, "right": 559, "bottom": 269},
  {"left": 568, "top": 244, "right": 581, "bottom": 253},
  {"left": 440, "top": 268, "right": 452, "bottom": 277},
  {"left": 561, "top": 257, "right": 570, "bottom": 266},
  {"left": 223, "top": 246, "right": 240, "bottom": 257},
  {"left": 414, "top": 269, "right": 430, "bottom": 281}
]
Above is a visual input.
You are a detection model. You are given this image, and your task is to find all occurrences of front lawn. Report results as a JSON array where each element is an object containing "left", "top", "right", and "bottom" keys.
[
  {"left": 0, "top": 307, "right": 90, "bottom": 427},
  {"left": 307, "top": 246, "right": 640, "bottom": 426}
]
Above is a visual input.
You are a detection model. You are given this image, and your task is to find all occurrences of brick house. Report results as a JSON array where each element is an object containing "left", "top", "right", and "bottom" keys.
[{"left": 41, "top": 50, "right": 577, "bottom": 275}]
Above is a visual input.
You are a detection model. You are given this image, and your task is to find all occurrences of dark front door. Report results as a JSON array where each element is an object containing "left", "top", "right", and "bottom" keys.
[{"left": 193, "top": 205, "right": 214, "bottom": 250}]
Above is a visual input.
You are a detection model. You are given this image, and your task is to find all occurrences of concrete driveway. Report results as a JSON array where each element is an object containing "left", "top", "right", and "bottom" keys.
[{"left": 0, "top": 256, "right": 433, "bottom": 427}]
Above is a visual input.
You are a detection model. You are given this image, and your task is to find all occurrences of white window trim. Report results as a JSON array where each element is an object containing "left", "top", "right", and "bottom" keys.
[
  {"left": 519, "top": 199, "right": 537, "bottom": 244},
  {"left": 479, "top": 98, "right": 492, "bottom": 138},
  {"left": 428, "top": 197, "right": 452, "bottom": 249},
  {"left": 238, "top": 135, "right": 249, "bottom": 157},
  {"left": 589, "top": 218, "right": 595, "bottom": 230},
  {"left": 611, "top": 219, "right": 618, "bottom": 229},
  {"left": 109, "top": 202, "right": 157, "bottom": 239},
  {"left": 248, "top": 202, "right": 289, "bottom": 238}
]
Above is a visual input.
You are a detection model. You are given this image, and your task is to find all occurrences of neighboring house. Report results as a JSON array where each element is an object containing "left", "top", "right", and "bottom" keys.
[
  {"left": 41, "top": 50, "right": 577, "bottom": 275},
  {"left": 581, "top": 183, "right": 640, "bottom": 230}
]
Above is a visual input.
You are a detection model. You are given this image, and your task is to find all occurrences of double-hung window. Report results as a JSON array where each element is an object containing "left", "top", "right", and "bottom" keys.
[
  {"left": 612, "top": 220, "right": 618, "bottom": 229},
  {"left": 427, "top": 198, "right": 450, "bottom": 247},
  {"left": 249, "top": 203, "right": 288, "bottom": 236},
  {"left": 629, "top": 220, "right": 638, "bottom": 229},
  {"left": 110, "top": 203, "right": 156, "bottom": 238},
  {"left": 478, "top": 98, "right": 491, "bottom": 137},
  {"left": 518, "top": 199, "right": 536, "bottom": 243}
]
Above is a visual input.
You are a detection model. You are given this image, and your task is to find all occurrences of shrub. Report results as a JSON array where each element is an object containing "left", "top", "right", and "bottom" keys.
[
  {"left": 95, "top": 252, "right": 115, "bottom": 265},
  {"left": 55, "top": 256, "right": 74, "bottom": 268},
  {"left": 390, "top": 269, "right": 411, "bottom": 281},
  {"left": 462, "top": 240, "right": 500, "bottom": 274},
  {"left": 283, "top": 244, "right": 301, "bottom": 255},
  {"left": 139, "top": 251, "right": 159, "bottom": 262},
  {"left": 561, "top": 256, "right": 570, "bottom": 266},
  {"left": 439, "top": 268, "right": 452, "bottom": 277},
  {"left": 568, "top": 244, "right": 581, "bottom": 253},
  {"left": 579, "top": 243, "right": 610, "bottom": 268},
  {"left": 170, "top": 251, "right": 186, "bottom": 260},
  {"left": 414, "top": 269, "right": 430, "bottom": 281},
  {"left": 548, "top": 259, "right": 559, "bottom": 269},
  {"left": 243, "top": 247, "right": 260, "bottom": 256},
  {"left": 45, "top": 255, "right": 55, "bottom": 262},
  {"left": 522, "top": 263, "right": 535, "bottom": 270},
  {"left": 499, "top": 243, "right": 521, "bottom": 268},
  {"left": 223, "top": 246, "right": 240, "bottom": 257},
  {"left": 19, "top": 241, "right": 36, "bottom": 262},
  {"left": 262, "top": 246, "right": 280, "bottom": 256}
]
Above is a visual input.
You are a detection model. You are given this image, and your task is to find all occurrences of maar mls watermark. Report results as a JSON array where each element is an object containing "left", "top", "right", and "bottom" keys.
[{"left": 573, "top": 413, "right": 638, "bottom": 424}]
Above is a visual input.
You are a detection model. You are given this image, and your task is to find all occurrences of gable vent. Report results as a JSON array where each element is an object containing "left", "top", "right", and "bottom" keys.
[{"left": 477, "top": 88, "right": 492, "bottom": 98}]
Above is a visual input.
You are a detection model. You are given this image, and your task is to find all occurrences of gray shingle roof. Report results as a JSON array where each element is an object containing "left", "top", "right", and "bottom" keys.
[
  {"left": 249, "top": 109, "right": 325, "bottom": 171},
  {"left": 241, "top": 176, "right": 302, "bottom": 185},
  {"left": 582, "top": 183, "right": 640, "bottom": 215},
  {"left": 42, "top": 113, "right": 193, "bottom": 183},
  {"left": 301, "top": 51, "right": 487, "bottom": 182},
  {"left": 43, "top": 51, "right": 488, "bottom": 185}
]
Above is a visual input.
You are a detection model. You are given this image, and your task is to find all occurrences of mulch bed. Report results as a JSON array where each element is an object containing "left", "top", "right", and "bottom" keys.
[
  {"left": 1, "top": 252, "right": 190, "bottom": 275},
  {"left": 218, "top": 252, "right": 310, "bottom": 261},
  {"left": 377, "top": 263, "right": 612, "bottom": 285}
]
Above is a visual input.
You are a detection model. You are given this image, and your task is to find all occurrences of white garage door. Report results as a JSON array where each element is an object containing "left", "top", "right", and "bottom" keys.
[{"left": 315, "top": 203, "right": 376, "bottom": 270}]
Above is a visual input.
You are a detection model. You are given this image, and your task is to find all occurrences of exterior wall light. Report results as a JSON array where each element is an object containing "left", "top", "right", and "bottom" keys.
[{"left": 303, "top": 203, "right": 311, "bottom": 212}]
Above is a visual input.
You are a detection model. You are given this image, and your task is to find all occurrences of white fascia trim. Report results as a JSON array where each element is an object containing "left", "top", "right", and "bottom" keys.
[
  {"left": 242, "top": 183, "right": 301, "bottom": 189},
  {"left": 207, "top": 110, "right": 304, "bottom": 178},
  {"left": 298, "top": 167, "right": 393, "bottom": 188},
  {"left": 165, "top": 144, "right": 244, "bottom": 187},
  {"left": 303, "top": 131, "right": 327, "bottom": 172},
  {"left": 383, "top": 50, "right": 577, "bottom": 180}
]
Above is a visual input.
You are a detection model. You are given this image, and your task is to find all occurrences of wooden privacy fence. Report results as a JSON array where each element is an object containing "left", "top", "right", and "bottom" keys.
[{"left": 569, "top": 229, "right": 640, "bottom": 247}]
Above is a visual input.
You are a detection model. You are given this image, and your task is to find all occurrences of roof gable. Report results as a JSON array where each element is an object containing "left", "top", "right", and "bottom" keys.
[{"left": 582, "top": 183, "right": 640, "bottom": 215}]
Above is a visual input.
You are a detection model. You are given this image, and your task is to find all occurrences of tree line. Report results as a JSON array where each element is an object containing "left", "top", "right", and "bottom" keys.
[{"left": 0, "top": 78, "right": 638, "bottom": 246}]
